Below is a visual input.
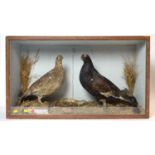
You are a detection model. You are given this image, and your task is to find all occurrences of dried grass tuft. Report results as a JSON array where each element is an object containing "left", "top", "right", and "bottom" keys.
[
  {"left": 20, "top": 49, "right": 40, "bottom": 95},
  {"left": 123, "top": 59, "right": 137, "bottom": 96}
]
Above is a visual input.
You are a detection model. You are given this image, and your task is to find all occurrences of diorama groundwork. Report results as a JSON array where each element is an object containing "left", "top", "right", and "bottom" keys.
[{"left": 11, "top": 98, "right": 145, "bottom": 115}]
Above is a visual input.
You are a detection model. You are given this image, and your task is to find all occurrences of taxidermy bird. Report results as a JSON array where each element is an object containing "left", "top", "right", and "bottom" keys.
[
  {"left": 20, "top": 55, "right": 64, "bottom": 105},
  {"left": 80, "top": 54, "right": 138, "bottom": 107}
]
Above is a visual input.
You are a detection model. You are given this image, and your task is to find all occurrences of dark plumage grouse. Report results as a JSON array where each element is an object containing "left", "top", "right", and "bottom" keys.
[{"left": 79, "top": 54, "right": 138, "bottom": 107}]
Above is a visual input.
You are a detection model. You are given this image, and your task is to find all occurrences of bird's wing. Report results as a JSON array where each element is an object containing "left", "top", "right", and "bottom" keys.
[
  {"left": 28, "top": 68, "right": 63, "bottom": 95},
  {"left": 29, "top": 71, "right": 52, "bottom": 88},
  {"left": 92, "top": 70, "right": 120, "bottom": 96}
]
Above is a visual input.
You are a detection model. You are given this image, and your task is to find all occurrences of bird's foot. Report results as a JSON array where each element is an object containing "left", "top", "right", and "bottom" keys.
[
  {"left": 99, "top": 99, "right": 107, "bottom": 108},
  {"left": 38, "top": 96, "right": 44, "bottom": 105}
]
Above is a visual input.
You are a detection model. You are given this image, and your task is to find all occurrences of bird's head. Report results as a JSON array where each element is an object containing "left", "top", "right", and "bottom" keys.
[
  {"left": 81, "top": 54, "right": 92, "bottom": 64},
  {"left": 55, "top": 55, "right": 63, "bottom": 66},
  {"left": 56, "top": 55, "right": 63, "bottom": 61}
]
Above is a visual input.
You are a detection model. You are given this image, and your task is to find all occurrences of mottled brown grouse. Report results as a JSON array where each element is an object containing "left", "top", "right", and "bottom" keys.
[{"left": 20, "top": 55, "right": 64, "bottom": 105}]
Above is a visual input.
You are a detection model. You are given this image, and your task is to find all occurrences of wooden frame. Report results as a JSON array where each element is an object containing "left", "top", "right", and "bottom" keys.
[{"left": 6, "top": 36, "right": 150, "bottom": 119}]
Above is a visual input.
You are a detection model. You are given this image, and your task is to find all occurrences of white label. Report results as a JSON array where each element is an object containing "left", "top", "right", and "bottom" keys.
[{"left": 34, "top": 109, "right": 49, "bottom": 114}]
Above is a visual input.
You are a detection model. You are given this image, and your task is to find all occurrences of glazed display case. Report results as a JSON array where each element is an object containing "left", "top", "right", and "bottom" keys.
[{"left": 6, "top": 36, "right": 150, "bottom": 119}]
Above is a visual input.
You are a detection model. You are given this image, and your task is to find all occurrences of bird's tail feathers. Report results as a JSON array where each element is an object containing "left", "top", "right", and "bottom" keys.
[
  {"left": 100, "top": 92, "right": 138, "bottom": 107},
  {"left": 18, "top": 93, "right": 38, "bottom": 106}
]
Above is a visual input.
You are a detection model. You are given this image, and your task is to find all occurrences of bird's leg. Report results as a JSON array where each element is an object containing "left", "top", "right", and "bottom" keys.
[
  {"left": 99, "top": 99, "right": 107, "bottom": 108},
  {"left": 38, "top": 96, "right": 43, "bottom": 105}
]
